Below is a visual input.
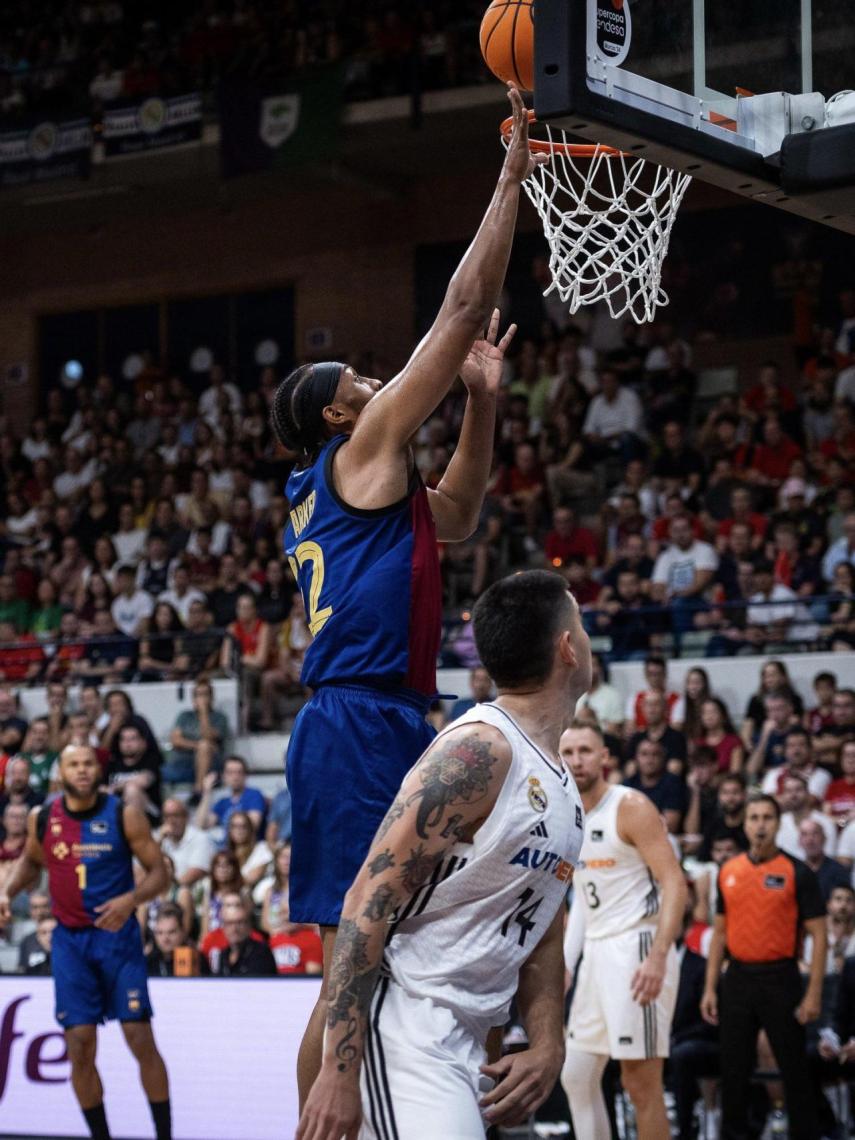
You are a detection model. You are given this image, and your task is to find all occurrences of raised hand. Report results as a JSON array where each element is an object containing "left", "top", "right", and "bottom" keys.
[
  {"left": 502, "top": 84, "right": 548, "bottom": 183},
  {"left": 460, "top": 309, "right": 517, "bottom": 399}
]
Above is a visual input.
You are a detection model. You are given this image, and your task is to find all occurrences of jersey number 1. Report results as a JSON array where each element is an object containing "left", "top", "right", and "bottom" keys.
[
  {"left": 500, "top": 887, "right": 544, "bottom": 948},
  {"left": 289, "top": 541, "right": 333, "bottom": 635},
  {"left": 76, "top": 864, "right": 87, "bottom": 891}
]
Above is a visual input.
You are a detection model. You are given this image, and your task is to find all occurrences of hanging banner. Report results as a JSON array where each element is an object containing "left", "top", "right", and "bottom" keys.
[
  {"left": 0, "top": 117, "right": 91, "bottom": 188},
  {"left": 102, "top": 93, "right": 203, "bottom": 157}
]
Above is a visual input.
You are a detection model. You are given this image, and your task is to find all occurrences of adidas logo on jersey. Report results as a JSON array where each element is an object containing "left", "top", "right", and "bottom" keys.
[{"left": 530, "top": 821, "right": 549, "bottom": 838}]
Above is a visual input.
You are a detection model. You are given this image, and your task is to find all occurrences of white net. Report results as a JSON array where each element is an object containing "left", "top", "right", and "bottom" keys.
[{"left": 507, "top": 122, "right": 692, "bottom": 324}]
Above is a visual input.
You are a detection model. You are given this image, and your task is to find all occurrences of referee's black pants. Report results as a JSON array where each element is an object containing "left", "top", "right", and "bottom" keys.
[{"left": 719, "top": 959, "right": 819, "bottom": 1140}]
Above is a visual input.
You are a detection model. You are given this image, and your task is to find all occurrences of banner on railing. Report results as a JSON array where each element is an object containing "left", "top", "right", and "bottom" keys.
[
  {"left": 218, "top": 65, "right": 344, "bottom": 177},
  {"left": 0, "top": 117, "right": 91, "bottom": 188},
  {"left": 102, "top": 93, "right": 203, "bottom": 157}
]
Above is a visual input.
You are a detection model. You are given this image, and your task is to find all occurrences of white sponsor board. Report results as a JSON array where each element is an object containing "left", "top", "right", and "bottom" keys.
[{"left": 0, "top": 977, "right": 320, "bottom": 1139}]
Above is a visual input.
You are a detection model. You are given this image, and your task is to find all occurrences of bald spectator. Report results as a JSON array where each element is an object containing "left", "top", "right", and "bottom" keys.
[
  {"left": 210, "top": 899, "right": 276, "bottom": 978},
  {"left": 798, "top": 819, "right": 850, "bottom": 901},
  {"left": 1, "top": 757, "right": 42, "bottom": 812},
  {"left": 157, "top": 799, "right": 214, "bottom": 887},
  {"left": 0, "top": 803, "right": 28, "bottom": 881},
  {"left": 777, "top": 773, "right": 837, "bottom": 857},
  {"left": 625, "top": 691, "right": 688, "bottom": 771}
]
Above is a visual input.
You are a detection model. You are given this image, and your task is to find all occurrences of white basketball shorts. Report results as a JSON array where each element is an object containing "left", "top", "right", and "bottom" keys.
[
  {"left": 566, "top": 928, "right": 678, "bottom": 1060},
  {"left": 360, "top": 975, "right": 490, "bottom": 1140}
]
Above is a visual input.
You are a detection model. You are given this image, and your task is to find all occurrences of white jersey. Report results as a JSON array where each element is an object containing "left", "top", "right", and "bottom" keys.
[
  {"left": 574, "top": 785, "right": 660, "bottom": 940},
  {"left": 383, "top": 702, "right": 585, "bottom": 1039}
]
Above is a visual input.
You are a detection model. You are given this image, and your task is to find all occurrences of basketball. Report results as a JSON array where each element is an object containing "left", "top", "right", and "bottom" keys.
[{"left": 479, "top": 0, "right": 534, "bottom": 92}]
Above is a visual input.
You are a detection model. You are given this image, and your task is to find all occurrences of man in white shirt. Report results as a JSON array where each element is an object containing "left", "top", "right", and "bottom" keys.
[
  {"left": 575, "top": 653, "right": 625, "bottom": 735},
  {"left": 761, "top": 728, "right": 832, "bottom": 801},
  {"left": 157, "top": 798, "right": 214, "bottom": 887},
  {"left": 158, "top": 565, "right": 205, "bottom": 626},
  {"left": 582, "top": 369, "right": 645, "bottom": 452},
  {"left": 822, "top": 512, "right": 855, "bottom": 583},
  {"left": 53, "top": 448, "right": 99, "bottom": 502},
  {"left": 651, "top": 514, "right": 717, "bottom": 649},
  {"left": 111, "top": 564, "right": 154, "bottom": 637},
  {"left": 776, "top": 772, "right": 837, "bottom": 857}
]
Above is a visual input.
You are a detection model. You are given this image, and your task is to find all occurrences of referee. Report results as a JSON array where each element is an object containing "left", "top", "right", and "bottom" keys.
[{"left": 701, "top": 791, "right": 826, "bottom": 1140}]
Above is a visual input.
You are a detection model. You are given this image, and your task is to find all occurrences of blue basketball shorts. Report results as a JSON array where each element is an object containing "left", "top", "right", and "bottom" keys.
[
  {"left": 286, "top": 684, "right": 436, "bottom": 926},
  {"left": 52, "top": 917, "right": 153, "bottom": 1029}
]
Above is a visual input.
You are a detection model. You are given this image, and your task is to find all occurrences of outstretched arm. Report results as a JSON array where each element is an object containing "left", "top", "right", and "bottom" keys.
[
  {"left": 0, "top": 809, "right": 45, "bottom": 925},
  {"left": 428, "top": 310, "right": 515, "bottom": 541},
  {"left": 345, "top": 86, "right": 543, "bottom": 465},
  {"left": 296, "top": 722, "right": 513, "bottom": 1140}
]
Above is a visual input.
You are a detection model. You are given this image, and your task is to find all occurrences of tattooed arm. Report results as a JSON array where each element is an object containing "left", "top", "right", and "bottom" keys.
[{"left": 296, "top": 723, "right": 512, "bottom": 1140}]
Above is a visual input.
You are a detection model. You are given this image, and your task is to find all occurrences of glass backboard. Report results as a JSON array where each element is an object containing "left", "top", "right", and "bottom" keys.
[{"left": 534, "top": 0, "right": 855, "bottom": 232}]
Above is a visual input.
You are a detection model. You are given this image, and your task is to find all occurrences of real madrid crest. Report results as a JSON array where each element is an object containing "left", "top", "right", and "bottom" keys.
[{"left": 528, "top": 776, "right": 548, "bottom": 813}]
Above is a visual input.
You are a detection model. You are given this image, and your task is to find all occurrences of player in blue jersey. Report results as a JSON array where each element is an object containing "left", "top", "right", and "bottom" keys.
[
  {"left": 0, "top": 745, "right": 172, "bottom": 1140},
  {"left": 270, "top": 85, "right": 547, "bottom": 1103}
]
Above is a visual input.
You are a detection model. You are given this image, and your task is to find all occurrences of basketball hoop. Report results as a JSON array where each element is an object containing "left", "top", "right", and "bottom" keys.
[{"left": 502, "top": 111, "right": 692, "bottom": 323}]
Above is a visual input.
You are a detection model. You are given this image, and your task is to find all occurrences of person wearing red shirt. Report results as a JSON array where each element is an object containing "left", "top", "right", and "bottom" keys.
[
  {"left": 199, "top": 892, "right": 266, "bottom": 972},
  {"left": 819, "top": 403, "right": 855, "bottom": 467},
  {"left": 0, "top": 620, "right": 43, "bottom": 684},
  {"left": 737, "top": 415, "right": 802, "bottom": 486},
  {"left": 628, "top": 654, "right": 680, "bottom": 729},
  {"left": 652, "top": 493, "right": 704, "bottom": 545},
  {"left": 543, "top": 506, "right": 598, "bottom": 571},
  {"left": 806, "top": 671, "right": 837, "bottom": 735},
  {"left": 716, "top": 487, "right": 767, "bottom": 550},
  {"left": 824, "top": 740, "right": 855, "bottom": 830},
  {"left": 270, "top": 923, "right": 324, "bottom": 976},
  {"left": 220, "top": 593, "right": 271, "bottom": 732},
  {"left": 492, "top": 441, "right": 546, "bottom": 552},
  {"left": 743, "top": 362, "right": 798, "bottom": 417},
  {"left": 695, "top": 698, "right": 745, "bottom": 774}
]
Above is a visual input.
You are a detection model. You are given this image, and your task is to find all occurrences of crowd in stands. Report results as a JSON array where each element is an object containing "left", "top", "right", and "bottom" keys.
[{"left": 0, "top": 0, "right": 490, "bottom": 116}]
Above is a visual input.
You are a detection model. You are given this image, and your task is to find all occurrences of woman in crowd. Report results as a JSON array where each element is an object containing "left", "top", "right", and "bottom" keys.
[
  {"left": 672, "top": 666, "right": 711, "bottom": 741},
  {"left": 260, "top": 842, "right": 292, "bottom": 935},
  {"left": 75, "top": 571, "right": 113, "bottom": 630},
  {"left": 226, "top": 810, "right": 272, "bottom": 890},
  {"left": 740, "top": 658, "right": 804, "bottom": 747},
  {"left": 696, "top": 697, "right": 744, "bottom": 773},
  {"left": 29, "top": 578, "right": 62, "bottom": 640},
  {"left": 825, "top": 739, "right": 855, "bottom": 830},
  {"left": 137, "top": 601, "right": 184, "bottom": 680},
  {"left": 77, "top": 477, "right": 117, "bottom": 550},
  {"left": 199, "top": 849, "right": 246, "bottom": 939}
]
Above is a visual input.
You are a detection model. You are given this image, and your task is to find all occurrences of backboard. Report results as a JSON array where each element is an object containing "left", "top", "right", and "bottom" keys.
[{"left": 534, "top": 0, "right": 855, "bottom": 233}]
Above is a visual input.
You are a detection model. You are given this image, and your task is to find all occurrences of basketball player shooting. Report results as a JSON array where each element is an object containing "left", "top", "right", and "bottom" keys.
[
  {"left": 0, "top": 745, "right": 172, "bottom": 1140},
  {"left": 270, "top": 84, "right": 547, "bottom": 1105},
  {"left": 296, "top": 570, "right": 590, "bottom": 1140},
  {"left": 559, "top": 723, "right": 687, "bottom": 1140}
]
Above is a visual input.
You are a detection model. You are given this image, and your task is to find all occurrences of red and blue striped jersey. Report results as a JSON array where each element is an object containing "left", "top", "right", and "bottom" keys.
[
  {"left": 39, "top": 794, "right": 134, "bottom": 928},
  {"left": 285, "top": 436, "right": 442, "bottom": 697}
]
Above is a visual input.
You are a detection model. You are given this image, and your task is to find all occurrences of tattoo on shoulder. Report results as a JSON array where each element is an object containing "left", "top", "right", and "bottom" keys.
[
  {"left": 368, "top": 848, "right": 396, "bottom": 877},
  {"left": 410, "top": 732, "right": 500, "bottom": 839}
]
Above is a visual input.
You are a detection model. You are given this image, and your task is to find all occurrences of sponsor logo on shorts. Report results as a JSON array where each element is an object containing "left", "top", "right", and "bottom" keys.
[
  {"left": 127, "top": 989, "right": 141, "bottom": 1013},
  {"left": 764, "top": 874, "right": 786, "bottom": 890},
  {"left": 527, "top": 777, "right": 548, "bottom": 813},
  {"left": 619, "top": 1036, "right": 633, "bottom": 1045},
  {"left": 510, "top": 846, "right": 574, "bottom": 883}
]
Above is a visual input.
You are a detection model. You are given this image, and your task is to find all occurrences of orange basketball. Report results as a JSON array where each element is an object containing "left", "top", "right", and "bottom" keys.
[{"left": 479, "top": 0, "right": 534, "bottom": 92}]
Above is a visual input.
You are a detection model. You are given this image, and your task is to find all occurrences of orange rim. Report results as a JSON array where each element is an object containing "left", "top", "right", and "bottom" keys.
[{"left": 500, "top": 109, "right": 625, "bottom": 157}]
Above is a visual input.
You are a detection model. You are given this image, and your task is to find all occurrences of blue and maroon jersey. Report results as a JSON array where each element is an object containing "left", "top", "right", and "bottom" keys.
[
  {"left": 38, "top": 794, "right": 134, "bottom": 929},
  {"left": 285, "top": 435, "right": 442, "bottom": 697}
]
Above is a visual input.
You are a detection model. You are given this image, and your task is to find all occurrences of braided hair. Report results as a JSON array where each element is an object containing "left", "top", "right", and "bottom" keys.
[{"left": 270, "top": 365, "right": 315, "bottom": 463}]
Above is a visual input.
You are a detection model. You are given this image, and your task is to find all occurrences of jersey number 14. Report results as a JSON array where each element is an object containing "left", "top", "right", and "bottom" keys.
[{"left": 500, "top": 887, "right": 544, "bottom": 947}]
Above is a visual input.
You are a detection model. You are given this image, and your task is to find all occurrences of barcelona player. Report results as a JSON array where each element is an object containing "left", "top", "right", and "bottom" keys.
[
  {"left": 270, "top": 85, "right": 546, "bottom": 1102},
  {"left": 0, "top": 745, "right": 172, "bottom": 1140}
]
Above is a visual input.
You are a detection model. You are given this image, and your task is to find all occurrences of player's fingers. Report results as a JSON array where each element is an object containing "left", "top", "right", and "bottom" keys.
[
  {"left": 497, "top": 323, "right": 517, "bottom": 353},
  {"left": 484, "top": 1076, "right": 540, "bottom": 1123},
  {"left": 479, "top": 1056, "right": 513, "bottom": 1081},
  {"left": 487, "top": 308, "right": 501, "bottom": 343}
]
